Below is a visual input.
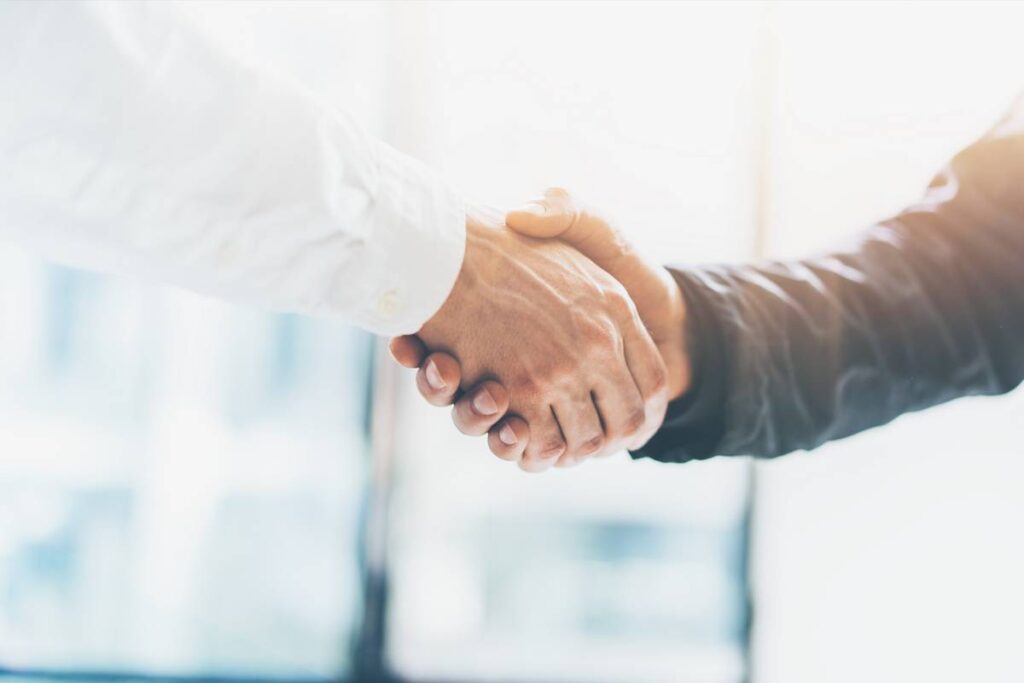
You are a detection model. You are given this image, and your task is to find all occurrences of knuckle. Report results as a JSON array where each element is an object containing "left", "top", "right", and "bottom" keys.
[
  {"left": 536, "top": 439, "right": 566, "bottom": 460},
  {"left": 514, "top": 376, "right": 544, "bottom": 401},
  {"left": 577, "top": 433, "right": 605, "bottom": 456},
  {"left": 556, "top": 452, "right": 581, "bottom": 468},
  {"left": 545, "top": 186, "right": 571, "bottom": 201},
  {"left": 605, "top": 287, "right": 636, "bottom": 322},
  {"left": 524, "top": 362, "right": 575, "bottom": 395},
  {"left": 552, "top": 360, "right": 580, "bottom": 384},
  {"left": 619, "top": 403, "right": 647, "bottom": 436},
  {"left": 646, "top": 364, "right": 669, "bottom": 397},
  {"left": 491, "top": 443, "right": 520, "bottom": 462},
  {"left": 542, "top": 439, "right": 566, "bottom": 455},
  {"left": 565, "top": 206, "right": 586, "bottom": 233},
  {"left": 578, "top": 317, "right": 618, "bottom": 353},
  {"left": 582, "top": 324, "right": 616, "bottom": 353},
  {"left": 520, "top": 452, "right": 553, "bottom": 473}
]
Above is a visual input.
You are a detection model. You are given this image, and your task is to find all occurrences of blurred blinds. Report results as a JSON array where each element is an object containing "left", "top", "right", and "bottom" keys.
[{"left": 0, "top": 256, "right": 372, "bottom": 677}]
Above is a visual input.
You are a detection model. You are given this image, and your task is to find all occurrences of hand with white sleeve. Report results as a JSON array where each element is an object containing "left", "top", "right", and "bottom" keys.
[
  {"left": 406, "top": 205, "right": 670, "bottom": 472},
  {"left": 391, "top": 190, "right": 690, "bottom": 470}
]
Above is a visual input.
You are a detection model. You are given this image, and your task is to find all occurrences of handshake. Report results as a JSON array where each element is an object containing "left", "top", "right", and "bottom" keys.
[{"left": 389, "top": 189, "right": 691, "bottom": 473}]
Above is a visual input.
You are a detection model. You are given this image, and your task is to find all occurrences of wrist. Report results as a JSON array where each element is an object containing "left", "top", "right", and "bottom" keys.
[
  {"left": 419, "top": 208, "right": 507, "bottom": 346},
  {"left": 660, "top": 271, "right": 691, "bottom": 401}
]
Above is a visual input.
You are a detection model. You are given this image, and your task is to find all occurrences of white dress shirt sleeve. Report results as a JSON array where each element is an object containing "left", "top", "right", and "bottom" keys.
[{"left": 0, "top": 1, "right": 466, "bottom": 335}]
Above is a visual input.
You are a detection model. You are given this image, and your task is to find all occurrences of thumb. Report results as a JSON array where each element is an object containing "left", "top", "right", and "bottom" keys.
[
  {"left": 510, "top": 188, "right": 678, "bottom": 328},
  {"left": 505, "top": 188, "right": 579, "bottom": 239},
  {"left": 508, "top": 188, "right": 633, "bottom": 269},
  {"left": 510, "top": 188, "right": 689, "bottom": 401},
  {"left": 389, "top": 334, "right": 427, "bottom": 368}
]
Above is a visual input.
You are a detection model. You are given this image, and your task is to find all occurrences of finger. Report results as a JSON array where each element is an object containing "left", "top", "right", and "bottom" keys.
[
  {"left": 505, "top": 187, "right": 576, "bottom": 239},
  {"left": 591, "top": 356, "right": 647, "bottom": 450},
  {"left": 451, "top": 380, "right": 509, "bottom": 436},
  {"left": 552, "top": 394, "right": 605, "bottom": 461},
  {"left": 506, "top": 187, "right": 615, "bottom": 258},
  {"left": 510, "top": 188, "right": 689, "bottom": 405},
  {"left": 520, "top": 451, "right": 558, "bottom": 474},
  {"left": 508, "top": 189, "right": 654, "bottom": 295},
  {"left": 521, "top": 406, "right": 566, "bottom": 471},
  {"left": 487, "top": 415, "right": 529, "bottom": 463},
  {"left": 621, "top": 316, "right": 670, "bottom": 448},
  {"left": 414, "top": 352, "right": 462, "bottom": 407},
  {"left": 555, "top": 449, "right": 584, "bottom": 468},
  {"left": 389, "top": 335, "right": 427, "bottom": 368}
]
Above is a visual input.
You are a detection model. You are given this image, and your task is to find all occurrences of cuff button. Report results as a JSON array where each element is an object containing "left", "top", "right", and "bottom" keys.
[{"left": 376, "top": 289, "right": 402, "bottom": 319}]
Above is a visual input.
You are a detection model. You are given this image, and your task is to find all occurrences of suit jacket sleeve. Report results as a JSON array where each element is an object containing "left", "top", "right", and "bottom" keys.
[{"left": 634, "top": 99, "right": 1024, "bottom": 462}]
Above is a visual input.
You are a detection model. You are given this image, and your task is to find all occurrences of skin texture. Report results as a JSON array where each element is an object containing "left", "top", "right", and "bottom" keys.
[
  {"left": 391, "top": 192, "right": 690, "bottom": 470},
  {"left": 406, "top": 206, "right": 669, "bottom": 472}
]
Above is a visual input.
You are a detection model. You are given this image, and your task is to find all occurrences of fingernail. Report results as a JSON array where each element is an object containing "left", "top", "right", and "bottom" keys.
[
  {"left": 424, "top": 360, "right": 446, "bottom": 391},
  {"left": 499, "top": 424, "right": 517, "bottom": 445},
  {"left": 514, "top": 201, "right": 546, "bottom": 216},
  {"left": 472, "top": 387, "right": 498, "bottom": 415}
]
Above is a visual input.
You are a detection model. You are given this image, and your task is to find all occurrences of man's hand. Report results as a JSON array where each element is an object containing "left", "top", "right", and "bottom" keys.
[
  {"left": 508, "top": 189, "right": 689, "bottom": 399},
  {"left": 395, "top": 206, "right": 669, "bottom": 472},
  {"left": 391, "top": 192, "right": 690, "bottom": 470}
]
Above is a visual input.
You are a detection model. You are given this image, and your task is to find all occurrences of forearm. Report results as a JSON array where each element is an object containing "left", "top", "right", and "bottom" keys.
[
  {"left": 636, "top": 102, "right": 1024, "bottom": 462},
  {"left": 0, "top": 1, "right": 465, "bottom": 334}
]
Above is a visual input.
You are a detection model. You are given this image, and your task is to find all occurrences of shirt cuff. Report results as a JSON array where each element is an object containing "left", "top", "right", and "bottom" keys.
[
  {"left": 355, "top": 140, "right": 467, "bottom": 336},
  {"left": 630, "top": 268, "right": 729, "bottom": 463}
]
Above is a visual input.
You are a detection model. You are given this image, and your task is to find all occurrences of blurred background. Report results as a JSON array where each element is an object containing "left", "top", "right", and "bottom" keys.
[{"left": 1, "top": 2, "right": 1022, "bottom": 682}]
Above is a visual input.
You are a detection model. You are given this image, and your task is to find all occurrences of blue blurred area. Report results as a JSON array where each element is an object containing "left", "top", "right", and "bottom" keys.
[
  {"left": 0, "top": 256, "right": 373, "bottom": 678},
  {"left": 479, "top": 516, "right": 746, "bottom": 643},
  {"left": 0, "top": 252, "right": 748, "bottom": 683}
]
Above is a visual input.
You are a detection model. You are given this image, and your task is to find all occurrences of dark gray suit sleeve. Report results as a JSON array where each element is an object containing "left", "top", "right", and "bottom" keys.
[{"left": 634, "top": 100, "right": 1024, "bottom": 462}]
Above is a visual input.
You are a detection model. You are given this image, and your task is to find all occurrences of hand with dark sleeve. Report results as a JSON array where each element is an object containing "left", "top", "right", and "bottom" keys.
[
  {"left": 640, "top": 98, "right": 1024, "bottom": 461},
  {"left": 393, "top": 98, "right": 1024, "bottom": 466}
]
